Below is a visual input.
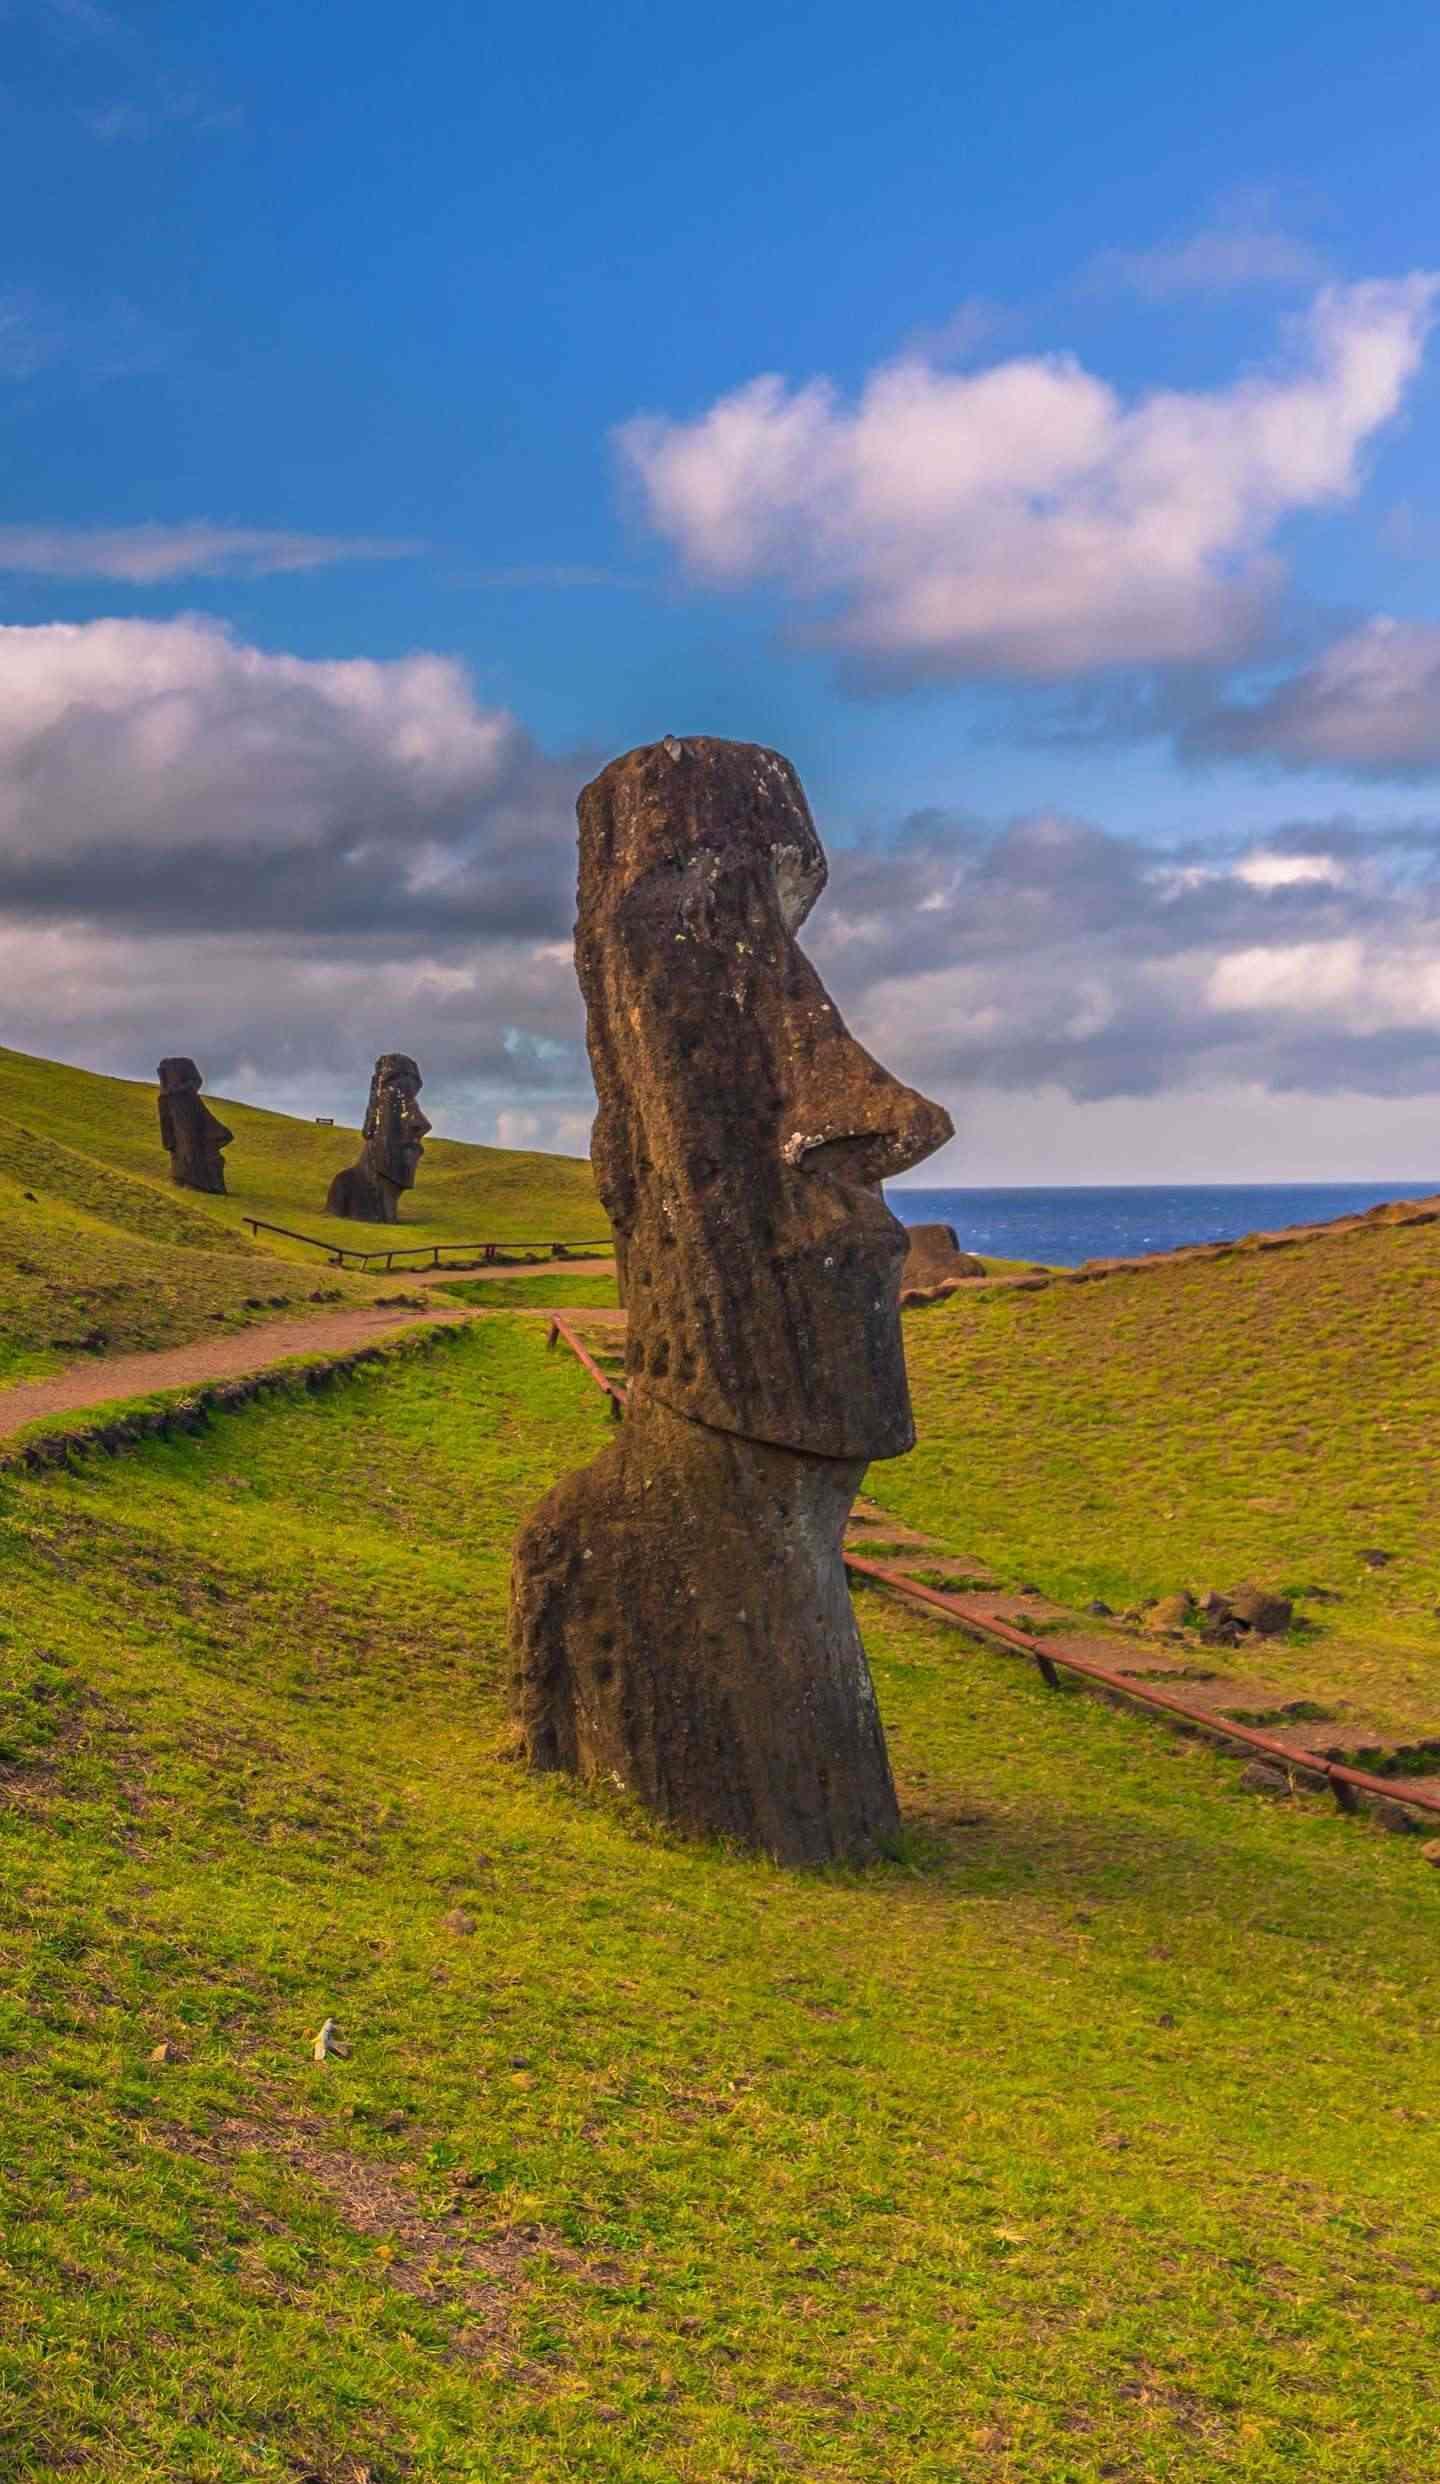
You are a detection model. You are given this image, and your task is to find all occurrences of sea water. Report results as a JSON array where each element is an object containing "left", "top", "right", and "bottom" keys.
[{"left": 886, "top": 1183, "right": 1438, "bottom": 1271}]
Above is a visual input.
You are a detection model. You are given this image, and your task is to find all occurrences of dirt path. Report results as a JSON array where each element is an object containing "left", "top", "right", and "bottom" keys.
[{"left": 0, "top": 1301, "right": 478, "bottom": 1441}]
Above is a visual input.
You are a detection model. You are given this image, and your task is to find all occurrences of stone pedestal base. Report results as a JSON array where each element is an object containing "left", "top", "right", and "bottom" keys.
[
  {"left": 326, "top": 1167, "right": 400, "bottom": 1223},
  {"left": 510, "top": 1393, "right": 900, "bottom": 1866}
]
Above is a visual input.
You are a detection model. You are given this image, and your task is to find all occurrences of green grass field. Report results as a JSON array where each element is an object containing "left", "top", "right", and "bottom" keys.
[
  {"left": 2, "top": 1317, "right": 1438, "bottom": 2482},
  {"left": 882, "top": 1218, "right": 1440, "bottom": 1740},
  {"left": 0, "top": 1048, "right": 604, "bottom": 1387}
]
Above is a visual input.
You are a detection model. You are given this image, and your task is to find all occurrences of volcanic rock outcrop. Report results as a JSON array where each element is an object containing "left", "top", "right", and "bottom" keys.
[
  {"left": 156, "top": 1058, "right": 232, "bottom": 1194},
  {"left": 510, "top": 736, "right": 952, "bottom": 1864},
  {"left": 326, "top": 1054, "right": 430, "bottom": 1224}
]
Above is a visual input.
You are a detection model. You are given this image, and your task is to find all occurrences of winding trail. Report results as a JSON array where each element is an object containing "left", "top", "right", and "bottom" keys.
[
  {"left": 0, "top": 1254, "right": 625, "bottom": 1442},
  {"left": 0, "top": 1301, "right": 477, "bottom": 1441}
]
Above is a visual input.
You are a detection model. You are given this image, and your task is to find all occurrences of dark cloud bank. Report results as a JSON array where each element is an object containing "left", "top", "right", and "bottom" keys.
[{"left": 4, "top": 618, "right": 1440, "bottom": 1165}]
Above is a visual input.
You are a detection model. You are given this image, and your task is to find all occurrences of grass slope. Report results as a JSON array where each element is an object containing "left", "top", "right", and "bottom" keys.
[
  {"left": 2, "top": 1319, "right": 1438, "bottom": 2482},
  {"left": 0, "top": 1047, "right": 605, "bottom": 1387},
  {"left": 0, "top": 1112, "right": 372, "bottom": 1388},
  {"left": 885, "top": 1218, "right": 1440, "bottom": 1739},
  {"left": 0, "top": 1046, "right": 603, "bottom": 1254}
]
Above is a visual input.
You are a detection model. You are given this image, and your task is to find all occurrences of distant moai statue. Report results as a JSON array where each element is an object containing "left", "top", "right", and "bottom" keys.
[
  {"left": 902, "top": 1222, "right": 983, "bottom": 1291},
  {"left": 156, "top": 1058, "right": 232, "bottom": 1195},
  {"left": 326, "top": 1054, "right": 431, "bottom": 1224},
  {"left": 510, "top": 737, "right": 953, "bottom": 1866}
]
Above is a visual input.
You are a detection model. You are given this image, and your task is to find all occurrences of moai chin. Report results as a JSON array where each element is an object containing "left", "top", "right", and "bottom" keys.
[
  {"left": 326, "top": 1054, "right": 431, "bottom": 1224},
  {"left": 156, "top": 1057, "right": 232, "bottom": 1195},
  {"left": 510, "top": 737, "right": 953, "bottom": 1866}
]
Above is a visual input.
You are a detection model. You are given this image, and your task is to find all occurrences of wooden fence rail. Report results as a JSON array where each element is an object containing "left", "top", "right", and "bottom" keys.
[{"left": 241, "top": 1216, "right": 611, "bottom": 1272}]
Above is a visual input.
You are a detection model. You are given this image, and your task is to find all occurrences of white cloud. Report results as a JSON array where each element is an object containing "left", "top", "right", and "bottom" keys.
[
  {"left": 810, "top": 805, "right": 1440, "bottom": 1128},
  {"left": 1206, "top": 936, "right": 1440, "bottom": 1028},
  {"left": 1190, "top": 618, "right": 1440, "bottom": 772},
  {"left": 618, "top": 277, "right": 1438, "bottom": 682},
  {"left": 1088, "top": 216, "right": 1327, "bottom": 301},
  {"left": 0, "top": 616, "right": 516, "bottom": 855},
  {"left": 0, "top": 617, "right": 598, "bottom": 1135},
  {"left": 1233, "top": 851, "right": 1349, "bottom": 889},
  {"left": 0, "top": 525, "right": 420, "bottom": 581}
]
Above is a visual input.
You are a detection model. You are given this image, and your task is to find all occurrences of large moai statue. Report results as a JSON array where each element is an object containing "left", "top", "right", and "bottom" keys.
[
  {"left": 156, "top": 1057, "right": 232, "bottom": 1194},
  {"left": 326, "top": 1054, "right": 431, "bottom": 1224},
  {"left": 510, "top": 737, "right": 953, "bottom": 1865}
]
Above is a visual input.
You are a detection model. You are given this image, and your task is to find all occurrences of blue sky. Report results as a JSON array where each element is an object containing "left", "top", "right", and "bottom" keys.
[{"left": 4, "top": 0, "right": 1440, "bottom": 1177}]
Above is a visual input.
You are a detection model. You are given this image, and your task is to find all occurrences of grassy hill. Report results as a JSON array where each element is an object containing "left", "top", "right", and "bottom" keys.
[
  {"left": 3, "top": 1318, "right": 1438, "bottom": 2483},
  {"left": 882, "top": 1213, "right": 1440, "bottom": 1739},
  {"left": 0, "top": 1047, "right": 605, "bottom": 1386}
]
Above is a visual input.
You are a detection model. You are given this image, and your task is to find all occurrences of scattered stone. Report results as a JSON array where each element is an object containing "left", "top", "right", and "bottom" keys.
[
  {"left": 1086, "top": 1599, "right": 1114, "bottom": 1618},
  {"left": 1239, "top": 1760, "right": 1293, "bottom": 1798},
  {"left": 442, "top": 1908, "right": 477, "bottom": 1937},
  {"left": 1371, "top": 1797, "right": 1422, "bottom": 1836},
  {"left": 157, "top": 1056, "right": 232, "bottom": 1193},
  {"left": 1227, "top": 1584, "right": 1293, "bottom": 1636},
  {"left": 313, "top": 2017, "right": 350, "bottom": 2061},
  {"left": 1421, "top": 1840, "right": 1440, "bottom": 1868},
  {"left": 1145, "top": 1593, "right": 1193, "bottom": 1632},
  {"left": 1194, "top": 1587, "right": 1232, "bottom": 1620},
  {"left": 511, "top": 736, "right": 952, "bottom": 1865},
  {"left": 326, "top": 1055, "right": 430, "bottom": 1223},
  {"left": 149, "top": 2039, "right": 178, "bottom": 2063},
  {"left": 1359, "top": 1547, "right": 1396, "bottom": 1569}
]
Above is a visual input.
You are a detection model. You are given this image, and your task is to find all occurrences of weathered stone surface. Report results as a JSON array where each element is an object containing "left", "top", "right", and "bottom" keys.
[
  {"left": 156, "top": 1057, "right": 232, "bottom": 1193},
  {"left": 514, "top": 1400, "right": 897, "bottom": 1862},
  {"left": 1145, "top": 1592, "right": 1194, "bottom": 1633},
  {"left": 903, "top": 1223, "right": 984, "bottom": 1286},
  {"left": 1239, "top": 1760, "right": 1293, "bottom": 1798},
  {"left": 511, "top": 736, "right": 952, "bottom": 1865},
  {"left": 327, "top": 1054, "right": 431, "bottom": 1224}
]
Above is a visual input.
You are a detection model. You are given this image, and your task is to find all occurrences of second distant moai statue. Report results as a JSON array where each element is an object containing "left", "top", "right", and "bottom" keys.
[
  {"left": 156, "top": 1057, "right": 232, "bottom": 1194},
  {"left": 326, "top": 1054, "right": 431, "bottom": 1223}
]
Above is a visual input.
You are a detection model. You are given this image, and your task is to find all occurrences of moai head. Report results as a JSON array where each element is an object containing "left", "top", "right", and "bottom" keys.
[
  {"left": 156, "top": 1056, "right": 232, "bottom": 1194},
  {"left": 362, "top": 1054, "right": 430, "bottom": 1195},
  {"left": 578, "top": 737, "right": 953, "bottom": 1460}
]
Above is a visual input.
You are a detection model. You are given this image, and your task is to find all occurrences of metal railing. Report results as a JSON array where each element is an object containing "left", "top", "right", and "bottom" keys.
[
  {"left": 546, "top": 1316, "right": 627, "bottom": 1417},
  {"left": 842, "top": 1552, "right": 1440, "bottom": 1822},
  {"left": 541, "top": 1317, "right": 1440, "bottom": 1827},
  {"left": 241, "top": 1216, "right": 611, "bottom": 1272}
]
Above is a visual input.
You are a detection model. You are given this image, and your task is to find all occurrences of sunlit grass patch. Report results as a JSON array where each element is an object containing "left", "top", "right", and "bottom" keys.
[
  {"left": 887, "top": 1219, "right": 1440, "bottom": 1737},
  {"left": 2, "top": 1318, "right": 1438, "bottom": 2480}
]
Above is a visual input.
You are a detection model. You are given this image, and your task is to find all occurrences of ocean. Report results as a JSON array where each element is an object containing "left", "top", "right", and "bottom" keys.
[{"left": 886, "top": 1182, "right": 1439, "bottom": 1271}]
